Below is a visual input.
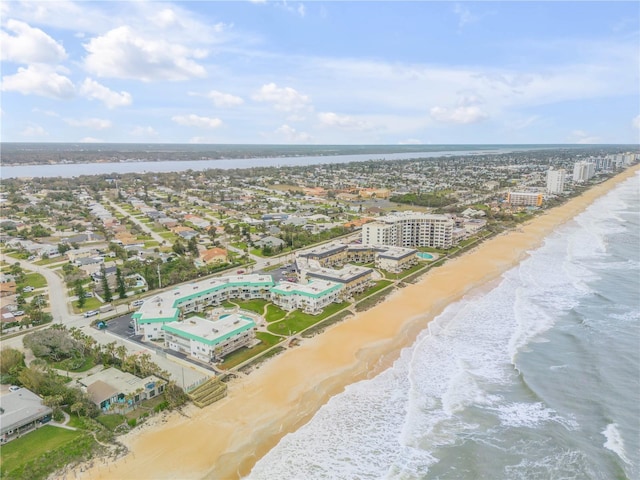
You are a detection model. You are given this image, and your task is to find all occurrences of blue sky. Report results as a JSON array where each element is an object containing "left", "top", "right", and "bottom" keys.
[{"left": 1, "top": 1, "right": 639, "bottom": 144}]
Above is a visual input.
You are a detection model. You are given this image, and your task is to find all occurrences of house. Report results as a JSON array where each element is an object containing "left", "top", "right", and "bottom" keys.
[
  {"left": 195, "top": 248, "right": 228, "bottom": 267},
  {"left": 78, "top": 368, "right": 165, "bottom": 412},
  {"left": 255, "top": 236, "right": 286, "bottom": 249},
  {"left": 0, "top": 282, "right": 17, "bottom": 297},
  {"left": 0, "top": 388, "right": 52, "bottom": 443}
]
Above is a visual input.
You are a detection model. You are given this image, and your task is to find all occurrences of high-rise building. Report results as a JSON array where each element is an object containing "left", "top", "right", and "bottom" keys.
[
  {"left": 572, "top": 161, "right": 595, "bottom": 183},
  {"left": 546, "top": 168, "right": 566, "bottom": 194},
  {"left": 362, "top": 212, "right": 454, "bottom": 249},
  {"left": 506, "top": 192, "right": 544, "bottom": 207}
]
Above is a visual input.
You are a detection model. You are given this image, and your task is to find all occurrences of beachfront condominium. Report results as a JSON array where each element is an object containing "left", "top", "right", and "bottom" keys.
[
  {"left": 361, "top": 212, "right": 454, "bottom": 249},
  {"left": 270, "top": 279, "right": 344, "bottom": 315},
  {"left": 546, "top": 168, "right": 566, "bottom": 194},
  {"left": 163, "top": 313, "right": 256, "bottom": 362},
  {"left": 506, "top": 192, "right": 544, "bottom": 207},
  {"left": 573, "top": 161, "right": 596, "bottom": 183},
  {"left": 132, "top": 274, "right": 275, "bottom": 341}
]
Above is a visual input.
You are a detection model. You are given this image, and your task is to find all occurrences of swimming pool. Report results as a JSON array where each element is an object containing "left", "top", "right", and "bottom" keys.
[{"left": 417, "top": 252, "right": 434, "bottom": 260}]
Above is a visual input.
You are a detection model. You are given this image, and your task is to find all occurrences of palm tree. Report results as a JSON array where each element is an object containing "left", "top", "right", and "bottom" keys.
[{"left": 115, "top": 345, "right": 127, "bottom": 366}]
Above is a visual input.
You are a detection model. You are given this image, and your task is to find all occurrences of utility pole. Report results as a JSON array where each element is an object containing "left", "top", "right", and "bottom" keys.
[{"left": 157, "top": 263, "right": 162, "bottom": 289}]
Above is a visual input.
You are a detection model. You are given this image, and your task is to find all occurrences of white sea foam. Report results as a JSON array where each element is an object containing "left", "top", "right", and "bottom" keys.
[
  {"left": 248, "top": 174, "right": 639, "bottom": 480},
  {"left": 602, "top": 423, "right": 631, "bottom": 465}
]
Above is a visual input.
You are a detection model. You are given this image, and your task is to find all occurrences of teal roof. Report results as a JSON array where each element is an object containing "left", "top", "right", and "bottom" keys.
[
  {"left": 270, "top": 281, "right": 343, "bottom": 298},
  {"left": 162, "top": 318, "right": 255, "bottom": 346},
  {"left": 172, "top": 280, "right": 275, "bottom": 308}
]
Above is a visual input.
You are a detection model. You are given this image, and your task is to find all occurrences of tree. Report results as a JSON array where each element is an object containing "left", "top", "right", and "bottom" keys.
[
  {"left": 0, "top": 348, "right": 25, "bottom": 378},
  {"left": 187, "top": 236, "right": 199, "bottom": 256},
  {"left": 172, "top": 239, "right": 186, "bottom": 255},
  {"left": 58, "top": 243, "right": 71, "bottom": 255},
  {"left": 101, "top": 265, "right": 112, "bottom": 302},
  {"left": 116, "top": 267, "right": 127, "bottom": 299},
  {"left": 74, "top": 279, "right": 86, "bottom": 309}
]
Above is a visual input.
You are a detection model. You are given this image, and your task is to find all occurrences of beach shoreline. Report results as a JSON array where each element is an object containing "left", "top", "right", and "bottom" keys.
[{"left": 73, "top": 166, "right": 639, "bottom": 480}]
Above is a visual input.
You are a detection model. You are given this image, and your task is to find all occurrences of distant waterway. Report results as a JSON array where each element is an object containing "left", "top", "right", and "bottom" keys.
[{"left": 1, "top": 146, "right": 544, "bottom": 179}]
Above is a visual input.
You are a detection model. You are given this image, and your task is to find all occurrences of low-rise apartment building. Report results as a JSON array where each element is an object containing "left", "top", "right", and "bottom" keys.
[
  {"left": 163, "top": 313, "right": 256, "bottom": 362},
  {"left": 374, "top": 246, "right": 418, "bottom": 273},
  {"left": 133, "top": 274, "right": 274, "bottom": 341},
  {"left": 270, "top": 279, "right": 343, "bottom": 315},
  {"left": 305, "top": 264, "right": 373, "bottom": 297}
]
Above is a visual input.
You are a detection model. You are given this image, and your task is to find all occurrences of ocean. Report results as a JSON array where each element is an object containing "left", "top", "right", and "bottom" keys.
[{"left": 246, "top": 172, "right": 640, "bottom": 480}]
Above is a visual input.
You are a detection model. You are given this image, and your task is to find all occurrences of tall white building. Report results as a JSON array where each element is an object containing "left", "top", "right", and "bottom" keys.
[
  {"left": 546, "top": 168, "right": 566, "bottom": 194},
  {"left": 362, "top": 212, "right": 454, "bottom": 249},
  {"left": 572, "top": 161, "right": 595, "bottom": 183}
]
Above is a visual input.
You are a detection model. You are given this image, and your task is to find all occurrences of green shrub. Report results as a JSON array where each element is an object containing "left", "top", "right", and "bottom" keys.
[{"left": 127, "top": 418, "right": 137, "bottom": 428}]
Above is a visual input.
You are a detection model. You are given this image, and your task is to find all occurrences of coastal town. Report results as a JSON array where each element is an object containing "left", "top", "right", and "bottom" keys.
[{"left": 0, "top": 146, "right": 638, "bottom": 478}]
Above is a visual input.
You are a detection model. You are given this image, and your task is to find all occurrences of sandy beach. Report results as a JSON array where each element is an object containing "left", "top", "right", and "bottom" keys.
[{"left": 74, "top": 166, "right": 638, "bottom": 480}]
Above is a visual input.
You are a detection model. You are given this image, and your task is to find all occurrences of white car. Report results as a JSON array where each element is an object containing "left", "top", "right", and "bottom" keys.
[
  {"left": 23, "top": 286, "right": 34, "bottom": 292},
  {"left": 132, "top": 299, "right": 145, "bottom": 307},
  {"left": 9, "top": 386, "right": 21, "bottom": 392},
  {"left": 83, "top": 310, "right": 99, "bottom": 318},
  {"left": 13, "top": 310, "right": 25, "bottom": 316}
]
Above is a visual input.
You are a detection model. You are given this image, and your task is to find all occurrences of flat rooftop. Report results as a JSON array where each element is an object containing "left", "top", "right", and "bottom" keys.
[
  {"left": 298, "top": 242, "right": 346, "bottom": 259},
  {"left": 307, "top": 264, "right": 373, "bottom": 283},
  {"left": 163, "top": 314, "right": 255, "bottom": 345},
  {"left": 271, "top": 279, "right": 342, "bottom": 298}
]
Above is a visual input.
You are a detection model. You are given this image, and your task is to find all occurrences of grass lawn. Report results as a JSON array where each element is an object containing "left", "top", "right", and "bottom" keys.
[
  {"left": 227, "top": 298, "right": 268, "bottom": 315},
  {"left": 159, "top": 231, "right": 177, "bottom": 240},
  {"left": 71, "top": 298, "right": 102, "bottom": 313},
  {"left": 265, "top": 304, "right": 286, "bottom": 322},
  {"left": 96, "top": 414, "right": 126, "bottom": 431},
  {"left": 0, "top": 425, "right": 90, "bottom": 480},
  {"left": 267, "top": 302, "right": 349, "bottom": 335},
  {"left": 219, "top": 331, "right": 284, "bottom": 369},
  {"left": 34, "top": 257, "right": 66, "bottom": 266},
  {"left": 382, "top": 263, "right": 426, "bottom": 280},
  {"left": 144, "top": 240, "right": 160, "bottom": 248},
  {"left": 52, "top": 356, "right": 96, "bottom": 373},
  {"left": 21, "top": 272, "right": 47, "bottom": 289}
]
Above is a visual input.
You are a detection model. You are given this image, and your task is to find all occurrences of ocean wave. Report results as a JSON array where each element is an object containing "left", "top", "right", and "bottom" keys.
[{"left": 602, "top": 423, "right": 631, "bottom": 466}]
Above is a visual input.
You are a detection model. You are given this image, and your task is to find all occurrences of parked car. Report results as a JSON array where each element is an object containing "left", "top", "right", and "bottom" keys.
[
  {"left": 83, "top": 310, "right": 98, "bottom": 318},
  {"left": 23, "top": 286, "right": 34, "bottom": 292},
  {"left": 132, "top": 299, "right": 145, "bottom": 307},
  {"left": 9, "top": 386, "right": 20, "bottom": 392},
  {"left": 13, "top": 310, "right": 25, "bottom": 316}
]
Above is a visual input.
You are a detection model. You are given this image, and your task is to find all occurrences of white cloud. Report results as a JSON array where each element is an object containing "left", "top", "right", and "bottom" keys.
[
  {"left": 65, "top": 117, "right": 112, "bottom": 130},
  {"left": 79, "top": 78, "right": 132, "bottom": 109},
  {"left": 131, "top": 126, "right": 158, "bottom": 137},
  {"left": 21, "top": 124, "right": 48, "bottom": 137},
  {"left": 0, "top": 19, "right": 67, "bottom": 63},
  {"left": 253, "top": 83, "right": 311, "bottom": 111},
  {"left": 398, "top": 138, "right": 423, "bottom": 145},
  {"left": 83, "top": 26, "right": 207, "bottom": 82},
  {"left": 453, "top": 3, "right": 479, "bottom": 29},
  {"left": 569, "top": 129, "right": 601, "bottom": 144},
  {"left": 79, "top": 137, "right": 103, "bottom": 143},
  {"left": 317, "top": 112, "right": 372, "bottom": 130},
  {"left": 430, "top": 105, "right": 488, "bottom": 124},
  {"left": 201, "top": 90, "right": 244, "bottom": 107},
  {"left": 1, "top": 64, "right": 74, "bottom": 99},
  {"left": 275, "top": 124, "right": 312, "bottom": 142},
  {"left": 172, "top": 114, "right": 222, "bottom": 129},
  {"left": 633, "top": 115, "right": 640, "bottom": 130}
]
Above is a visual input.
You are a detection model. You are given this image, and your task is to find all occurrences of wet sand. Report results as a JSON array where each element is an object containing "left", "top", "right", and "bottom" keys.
[{"left": 76, "top": 167, "right": 639, "bottom": 480}]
